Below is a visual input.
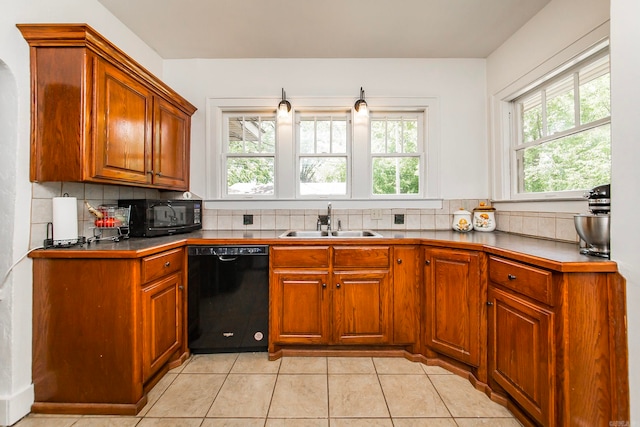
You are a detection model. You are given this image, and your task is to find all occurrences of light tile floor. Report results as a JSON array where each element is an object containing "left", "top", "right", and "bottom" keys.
[{"left": 15, "top": 353, "right": 522, "bottom": 427}]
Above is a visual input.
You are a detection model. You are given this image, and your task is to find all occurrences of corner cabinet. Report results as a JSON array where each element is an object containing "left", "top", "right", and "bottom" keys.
[
  {"left": 18, "top": 24, "right": 196, "bottom": 191},
  {"left": 30, "top": 247, "right": 188, "bottom": 415},
  {"left": 424, "top": 247, "right": 485, "bottom": 370},
  {"left": 487, "top": 255, "right": 629, "bottom": 426}
]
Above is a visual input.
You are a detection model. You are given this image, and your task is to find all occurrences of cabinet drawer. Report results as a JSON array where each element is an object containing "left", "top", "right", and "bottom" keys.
[
  {"left": 334, "top": 246, "right": 390, "bottom": 268},
  {"left": 141, "top": 248, "right": 184, "bottom": 283},
  {"left": 489, "top": 256, "right": 553, "bottom": 305},
  {"left": 271, "top": 246, "right": 330, "bottom": 268}
]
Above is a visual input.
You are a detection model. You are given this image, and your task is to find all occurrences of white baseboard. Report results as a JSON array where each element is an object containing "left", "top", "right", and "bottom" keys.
[{"left": 0, "top": 384, "right": 33, "bottom": 427}]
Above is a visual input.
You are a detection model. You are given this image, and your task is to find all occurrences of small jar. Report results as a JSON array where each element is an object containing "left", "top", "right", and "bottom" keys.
[
  {"left": 473, "top": 202, "right": 496, "bottom": 232},
  {"left": 452, "top": 208, "right": 473, "bottom": 232}
]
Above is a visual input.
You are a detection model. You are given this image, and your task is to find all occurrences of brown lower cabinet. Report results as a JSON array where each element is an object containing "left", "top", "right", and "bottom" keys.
[
  {"left": 488, "top": 285, "right": 555, "bottom": 425},
  {"left": 31, "top": 247, "right": 188, "bottom": 415},
  {"left": 30, "top": 240, "right": 628, "bottom": 425},
  {"left": 486, "top": 255, "right": 629, "bottom": 426},
  {"left": 424, "top": 247, "right": 485, "bottom": 368},
  {"left": 270, "top": 245, "right": 395, "bottom": 348}
]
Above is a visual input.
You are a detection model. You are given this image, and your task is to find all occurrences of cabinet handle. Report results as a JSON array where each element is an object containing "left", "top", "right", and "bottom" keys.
[
  {"left": 486, "top": 301, "right": 494, "bottom": 306},
  {"left": 336, "top": 283, "right": 341, "bottom": 288},
  {"left": 178, "top": 285, "right": 184, "bottom": 290},
  {"left": 147, "top": 170, "right": 154, "bottom": 175},
  {"left": 156, "top": 172, "right": 162, "bottom": 176},
  {"left": 322, "top": 283, "right": 327, "bottom": 288},
  {"left": 164, "top": 261, "right": 171, "bottom": 267},
  {"left": 425, "top": 260, "right": 431, "bottom": 266},
  {"left": 507, "top": 274, "right": 517, "bottom": 280},
  {"left": 397, "top": 258, "right": 402, "bottom": 264}
]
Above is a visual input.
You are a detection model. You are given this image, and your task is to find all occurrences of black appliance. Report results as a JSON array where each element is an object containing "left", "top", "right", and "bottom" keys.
[
  {"left": 118, "top": 199, "right": 202, "bottom": 237},
  {"left": 584, "top": 184, "right": 610, "bottom": 214},
  {"left": 187, "top": 245, "right": 269, "bottom": 353}
]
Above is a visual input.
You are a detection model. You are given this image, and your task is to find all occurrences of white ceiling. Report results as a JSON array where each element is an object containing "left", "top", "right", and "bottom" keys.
[{"left": 98, "top": 0, "right": 550, "bottom": 59}]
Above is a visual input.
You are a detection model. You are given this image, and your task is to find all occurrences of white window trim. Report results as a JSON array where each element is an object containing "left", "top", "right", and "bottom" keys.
[
  {"left": 206, "top": 96, "right": 441, "bottom": 209},
  {"left": 489, "top": 31, "right": 610, "bottom": 203}
]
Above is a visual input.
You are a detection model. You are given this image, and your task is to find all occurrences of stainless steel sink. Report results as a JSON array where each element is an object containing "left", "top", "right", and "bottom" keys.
[
  {"left": 279, "top": 230, "right": 329, "bottom": 238},
  {"left": 279, "top": 230, "right": 382, "bottom": 238},
  {"left": 330, "top": 230, "right": 382, "bottom": 237}
]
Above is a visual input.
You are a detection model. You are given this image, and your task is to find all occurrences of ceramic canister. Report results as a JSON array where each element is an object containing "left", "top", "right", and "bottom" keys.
[
  {"left": 473, "top": 202, "right": 496, "bottom": 232},
  {"left": 452, "top": 208, "right": 473, "bottom": 232}
]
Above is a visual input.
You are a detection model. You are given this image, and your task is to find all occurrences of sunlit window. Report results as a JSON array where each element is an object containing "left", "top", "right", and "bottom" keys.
[{"left": 513, "top": 50, "right": 610, "bottom": 194}]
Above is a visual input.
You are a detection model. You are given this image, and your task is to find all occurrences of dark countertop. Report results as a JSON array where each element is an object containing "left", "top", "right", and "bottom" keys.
[{"left": 30, "top": 229, "right": 617, "bottom": 273}]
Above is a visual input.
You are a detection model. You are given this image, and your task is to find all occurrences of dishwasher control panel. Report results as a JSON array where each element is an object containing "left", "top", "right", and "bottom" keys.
[{"left": 188, "top": 245, "right": 268, "bottom": 256}]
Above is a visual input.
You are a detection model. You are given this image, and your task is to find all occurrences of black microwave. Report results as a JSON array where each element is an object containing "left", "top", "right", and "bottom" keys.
[{"left": 118, "top": 199, "right": 202, "bottom": 237}]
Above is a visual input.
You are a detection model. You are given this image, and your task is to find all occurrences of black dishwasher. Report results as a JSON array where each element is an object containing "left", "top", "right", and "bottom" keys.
[{"left": 187, "top": 245, "right": 269, "bottom": 353}]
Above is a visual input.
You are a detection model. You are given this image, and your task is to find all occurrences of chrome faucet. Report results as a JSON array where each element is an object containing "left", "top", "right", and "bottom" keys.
[{"left": 327, "top": 202, "right": 332, "bottom": 232}]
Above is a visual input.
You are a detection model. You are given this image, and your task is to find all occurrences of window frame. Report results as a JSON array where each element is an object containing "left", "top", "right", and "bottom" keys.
[
  {"left": 501, "top": 43, "right": 610, "bottom": 201},
  {"left": 368, "top": 111, "right": 425, "bottom": 199},
  {"left": 294, "top": 110, "right": 352, "bottom": 199},
  {"left": 221, "top": 112, "right": 277, "bottom": 199},
  {"left": 206, "top": 97, "right": 440, "bottom": 205}
]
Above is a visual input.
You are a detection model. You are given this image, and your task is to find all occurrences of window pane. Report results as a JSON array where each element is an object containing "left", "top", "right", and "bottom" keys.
[
  {"left": 521, "top": 93, "right": 543, "bottom": 143},
  {"left": 403, "top": 119, "right": 418, "bottom": 153},
  {"left": 519, "top": 124, "right": 610, "bottom": 193},
  {"left": 316, "top": 120, "right": 330, "bottom": 153},
  {"left": 332, "top": 119, "right": 347, "bottom": 153},
  {"left": 387, "top": 120, "right": 401, "bottom": 153},
  {"left": 299, "top": 157, "right": 347, "bottom": 195},
  {"left": 580, "top": 56, "right": 610, "bottom": 124},
  {"left": 371, "top": 120, "right": 386, "bottom": 153},
  {"left": 260, "top": 120, "right": 276, "bottom": 153},
  {"left": 546, "top": 76, "right": 575, "bottom": 135},
  {"left": 227, "top": 157, "right": 274, "bottom": 195},
  {"left": 300, "top": 120, "right": 315, "bottom": 154},
  {"left": 227, "top": 116, "right": 275, "bottom": 154},
  {"left": 372, "top": 157, "right": 420, "bottom": 195}
]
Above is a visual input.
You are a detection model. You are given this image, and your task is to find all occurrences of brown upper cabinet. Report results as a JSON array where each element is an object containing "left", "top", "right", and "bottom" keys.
[{"left": 18, "top": 24, "right": 197, "bottom": 191}]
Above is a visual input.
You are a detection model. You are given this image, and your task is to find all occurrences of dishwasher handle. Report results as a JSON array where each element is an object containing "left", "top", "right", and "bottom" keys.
[{"left": 217, "top": 255, "right": 239, "bottom": 262}]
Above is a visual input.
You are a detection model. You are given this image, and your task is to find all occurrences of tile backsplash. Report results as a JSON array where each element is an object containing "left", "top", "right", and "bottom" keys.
[
  {"left": 30, "top": 182, "right": 160, "bottom": 248},
  {"left": 30, "top": 183, "right": 580, "bottom": 247}
]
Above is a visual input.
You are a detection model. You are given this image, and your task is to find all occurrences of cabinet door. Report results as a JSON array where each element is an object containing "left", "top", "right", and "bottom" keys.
[
  {"left": 153, "top": 97, "right": 191, "bottom": 190},
  {"left": 333, "top": 270, "right": 391, "bottom": 344},
  {"left": 141, "top": 272, "right": 183, "bottom": 381},
  {"left": 271, "top": 271, "right": 330, "bottom": 345},
  {"left": 93, "top": 59, "right": 153, "bottom": 184},
  {"left": 425, "top": 248, "right": 482, "bottom": 366},
  {"left": 488, "top": 286, "right": 555, "bottom": 426},
  {"left": 393, "top": 246, "right": 420, "bottom": 345}
]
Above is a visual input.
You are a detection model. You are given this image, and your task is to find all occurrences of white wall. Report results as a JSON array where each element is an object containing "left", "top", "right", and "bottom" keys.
[
  {"left": 162, "top": 58, "right": 488, "bottom": 201},
  {"left": 0, "top": 1, "right": 163, "bottom": 425},
  {"left": 611, "top": 0, "right": 640, "bottom": 421}
]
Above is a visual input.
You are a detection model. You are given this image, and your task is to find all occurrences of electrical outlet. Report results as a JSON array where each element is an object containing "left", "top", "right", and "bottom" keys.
[
  {"left": 371, "top": 209, "right": 383, "bottom": 220},
  {"left": 243, "top": 214, "right": 253, "bottom": 225},
  {"left": 394, "top": 214, "right": 405, "bottom": 224}
]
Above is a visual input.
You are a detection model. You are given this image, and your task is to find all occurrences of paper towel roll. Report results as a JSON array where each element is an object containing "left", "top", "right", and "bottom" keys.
[{"left": 52, "top": 196, "right": 78, "bottom": 244}]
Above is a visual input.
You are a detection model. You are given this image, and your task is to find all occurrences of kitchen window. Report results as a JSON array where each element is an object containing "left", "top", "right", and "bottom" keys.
[
  {"left": 222, "top": 113, "right": 276, "bottom": 197},
  {"left": 370, "top": 112, "right": 423, "bottom": 196},
  {"left": 296, "top": 112, "right": 350, "bottom": 197},
  {"left": 511, "top": 49, "right": 610, "bottom": 197},
  {"left": 208, "top": 97, "right": 439, "bottom": 204}
]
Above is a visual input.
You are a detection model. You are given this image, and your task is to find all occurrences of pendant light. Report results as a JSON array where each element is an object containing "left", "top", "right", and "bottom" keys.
[
  {"left": 354, "top": 87, "right": 368, "bottom": 117},
  {"left": 277, "top": 88, "right": 291, "bottom": 119}
]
